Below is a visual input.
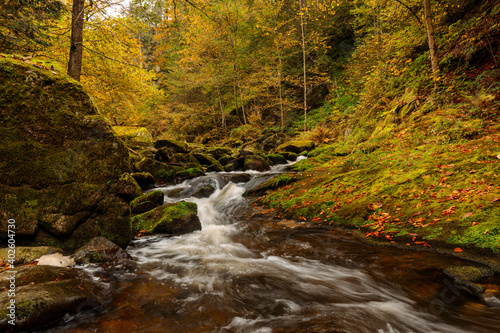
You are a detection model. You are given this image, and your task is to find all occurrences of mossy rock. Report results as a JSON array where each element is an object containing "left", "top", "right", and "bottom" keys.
[
  {"left": 135, "top": 157, "right": 181, "bottom": 184},
  {"left": 170, "top": 153, "right": 202, "bottom": 169},
  {"left": 244, "top": 155, "right": 270, "bottom": 172},
  {"left": 0, "top": 265, "right": 109, "bottom": 332},
  {"left": 0, "top": 246, "right": 62, "bottom": 266},
  {"left": 207, "top": 146, "right": 233, "bottom": 160},
  {"left": 167, "top": 188, "right": 185, "bottom": 198},
  {"left": 443, "top": 266, "right": 494, "bottom": 298},
  {"left": 281, "top": 152, "right": 298, "bottom": 161},
  {"left": 0, "top": 58, "right": 132, "bottom": 251},
  {"left": 154, "top": 139, "right": 189, "bottom": 153},
  {"left": 276, "top": 140, "right": 315, "bottom": 154},
  {"left": 155, "top": 147, "right": 175, "bottom": 163},
  {"left": 131, "top": 190, "right": 164, "bottom": 215},
  {"left": 109, "top": 173, "right": 143, "bottom": 202},
  {"left": 112, "top": 126, "right": 153, "bottom": 149},
  {"left": 73, "top": 237, "right": 133, "bottom": 265},
  {"left": 266, "top": 153, "right": 287, "bottom": 165},
  {"left": 206, "top": 163, "right": 224, "bottom": 172},
  {"left": 224, "top": 157, "right": 245, "bottom": 172},
  {"left": 193, "top": 152, "right": 219, "bottom": 166},
  {"left": 131, "top": 201, "right": 201, "bottom": 236},
  {"left": 175, "top": 167, "right": 205, "bottom": 181},
  {"left": 218, "top": 154, "right": 234, "bottom": 166},
  {"left": 130, "top": 172, "right": 156, "bottom": 190}
]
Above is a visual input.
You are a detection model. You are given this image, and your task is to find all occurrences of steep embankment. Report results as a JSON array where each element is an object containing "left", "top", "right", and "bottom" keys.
[{"left": 0, "top": 56, "right": 137, "bottom": 251}]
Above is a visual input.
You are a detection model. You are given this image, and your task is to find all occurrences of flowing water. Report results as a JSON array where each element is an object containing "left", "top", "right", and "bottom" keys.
[{"left": 47, "top": 163, "right": 500, "bottom": 333}]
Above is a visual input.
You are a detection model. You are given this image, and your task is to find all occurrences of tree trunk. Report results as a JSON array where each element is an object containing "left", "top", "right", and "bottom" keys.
[
  {"left": 423, "top": 0, "right": 439, "bottom": 81},
  {"left": 216, "top": 82, "right": 226, "bottom": 132},
  {"left": 67, "top": 0, "right": 85, "bottom": 81},
  {"left": 278, "top": 48, "right": 284, "bottom": 132},
  {"left": 300, "top": 0, "right": 307, "bottom": 132}
]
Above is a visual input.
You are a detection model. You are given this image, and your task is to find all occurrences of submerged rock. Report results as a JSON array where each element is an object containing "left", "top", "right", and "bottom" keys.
[
  {"left": 131, "top": 202, "right": 201, "bottom": 236},
  {"left": 0, "top": 265, "right": 110, "bottom": 332}
]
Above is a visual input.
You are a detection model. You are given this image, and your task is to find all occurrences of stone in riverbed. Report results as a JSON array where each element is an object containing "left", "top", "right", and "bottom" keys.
[
  {"left": 0, "top": 246, "right": 63, "bottom": 266},
  {"left": 131, "top": 190, "right": 164, "bottom": 215},
  {"left": 244, "top": 155, "right": 270, "bottom": 172},
  {"left": 154, "top": 139, "right": 189, "bottom": 153},
  {"left": 0, "top": 265, "right": 110, "bottom": 332},
  {"left": 73, "top": 237, "right": 133, "bottom": 265},
  {"left": 130, "top": 172, "right": 156, "bottom": 190},
  {"left": 131, "top": 202, "right": 201, "bottom": 236}
]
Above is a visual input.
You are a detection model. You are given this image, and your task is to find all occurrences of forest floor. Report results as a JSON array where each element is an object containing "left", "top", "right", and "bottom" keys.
[{"left": 253, "top": 129, "right": 500, "bottom": 269}]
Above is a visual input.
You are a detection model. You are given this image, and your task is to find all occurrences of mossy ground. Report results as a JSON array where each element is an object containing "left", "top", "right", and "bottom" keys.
[{"left": 257, "top": 131, "right": 500, "bottom": 254}]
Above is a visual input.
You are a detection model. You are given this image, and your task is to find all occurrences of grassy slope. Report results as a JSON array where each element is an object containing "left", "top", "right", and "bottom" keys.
[{"left": 254, "top": 0, "right": 500, "bottom": 255}]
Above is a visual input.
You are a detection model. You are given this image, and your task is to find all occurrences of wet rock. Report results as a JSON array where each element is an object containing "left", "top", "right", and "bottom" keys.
[
  {"left": 193, "top": 152, "right": 219, "bottom": 166},
  {"left": 0, "top": 265, "right": 110, "bottom": 332},
  {"left": 281, "top": 152, "right": 298, "bottom": 161},
  {"left": 226, "top": 173, "right": 251, "bottom": 184},
  {"left": 0, "top": 246, "right": 63, "bottom": 266},
  {"left": 224, "top": 157, "right": 245, "bottom": 172},
  {"left": 135, "top": 157, "right": 181, "bottom": 184},
  {"left": 192, "top": 185, "right": 216, "bottom": 198},
  {"left": 36, "top": 253, "right": 74, "bottom": 267},
  {"left": 131, "top": 190, "right": 164, "bottom": 215},
  {"left": 218, "top": 154, "right": 234, "bottom": 166},
  {"left": 154, "top": 139, "right": 189, "bottom": 153},
  {"left": 73, "top": 237, "right": 133, "bottom": 265},
  {"left": 131, "top": 202, "right": 201, "bottom": 236},
  {"left": 443, "top": 266, "right": 494, "bottom": 298},
  {"left": 244, "top": 155, "right": 270, "bottom": 172},
  {"left": 170, "top": 153, "right": 202, "bottom": 169},
  {"left": 109, "top": 173, "right": 143, "bottom": 202},
  {"left": 130, "top": 172, "right": 156, "bottom": 190},
  {"left": 206, "top": 163, "right": 224, "bottom": 172},
  {"left": 167, "top": 188, "right": 185, "bottom": 198},
  {"left": 175, "top": 167, "right": 205, "bottom": 182}
]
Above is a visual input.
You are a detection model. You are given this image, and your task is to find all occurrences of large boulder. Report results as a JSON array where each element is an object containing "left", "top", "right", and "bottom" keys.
[
  {"left": 130, "top": 172, "right": 156, "bottom": 190},
  {"left": 244, "top": 155, "right": 270, "bottom": 172},
  {"left": 0, "top": 57, "right": 132, "bottom": 251},
  {"left": 0, "top": 265, "right": 110, "bottom": 332},
  {"left": 131, "top": 202, "right": 201, "bottom": 236}
]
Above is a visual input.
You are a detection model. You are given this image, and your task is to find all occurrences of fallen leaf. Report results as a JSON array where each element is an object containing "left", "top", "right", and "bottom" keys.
[
  {"left": 368, "top": 202, "right": 383, "bottom": 210},
  {"left": 484, "top": 229, "right": 489, "bottom": 234},
  {"left": 472, "top": 222, "right": 479, "bottom": 226},
  {"left": 454, "top": 248, "right": 463, "bottom": 253},
  {"left": 462, "top": 212, "right": 473, "bottom": 219},
  {"left": 492, "top": 198, "right": 500, "bottom": 202},
  {"left": 443, "top": 172, "right": 454, "bottom": 176},
  {"left": 470, "top": 170, "right": 477, "bottom": 174}
]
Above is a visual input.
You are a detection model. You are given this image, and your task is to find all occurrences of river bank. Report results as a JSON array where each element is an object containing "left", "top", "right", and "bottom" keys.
[{"left": 252, "top": 133, "right": 500, "bottom": 265}]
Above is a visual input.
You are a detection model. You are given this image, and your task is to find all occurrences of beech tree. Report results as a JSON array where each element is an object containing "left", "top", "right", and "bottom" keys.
[{"left": 67, "top": 0, "right": 85, "bottom": 80}]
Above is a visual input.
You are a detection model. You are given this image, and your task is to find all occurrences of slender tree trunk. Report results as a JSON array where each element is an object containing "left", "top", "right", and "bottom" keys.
[
  {"left": 423, "top": 0, "right": 439, "bottom": 81},
  {"left": 300, "top": 0, "right": 307, "bottom": 131},
  {"left": 278, "top": 48, "right": 284, "bottom": 132},
  {"left": 68, "top": 0, "right": 85, "bottom": 81},
  {"left": 216, "top": 82, "right": 226, "bottom": 132},
  {"left": 233, "top": 77, "right": 242, "bottom": 124}
]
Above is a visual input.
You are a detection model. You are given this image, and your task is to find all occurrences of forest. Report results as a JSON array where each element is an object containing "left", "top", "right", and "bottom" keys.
[{"left": 0, "top": 0, "right": 500, "bottom": 332}]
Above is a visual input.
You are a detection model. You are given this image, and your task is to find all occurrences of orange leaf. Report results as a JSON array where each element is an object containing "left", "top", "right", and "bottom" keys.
[
  {"left": 471, "top": 222, "right": 479, "bottom": 226},
  {"left": 454, "top": 248, "right": 463, "bottom": 252},
  {"left": 462, "top": 212, "right": 473, "bottom": 219},
  {"left": 492, "top": 198, "right": 500, "bottom": 202}
]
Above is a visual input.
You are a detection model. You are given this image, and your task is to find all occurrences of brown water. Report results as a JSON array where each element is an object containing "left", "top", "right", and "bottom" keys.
[{"left": 45, "top": 169, "right": 500, "bottom": 333}]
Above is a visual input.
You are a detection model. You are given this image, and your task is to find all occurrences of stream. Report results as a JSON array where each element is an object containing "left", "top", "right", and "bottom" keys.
[{"left": 46, "top": 162, "right": 500, "bottom": 333}]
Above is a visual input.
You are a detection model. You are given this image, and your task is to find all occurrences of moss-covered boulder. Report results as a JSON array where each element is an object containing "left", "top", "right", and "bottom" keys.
[
  {"left": 135, "top": 157, "right": 181, "bottom": 184},
  {"left": 112, "top": 126, "right": 153, "bottom": 149},
  {"left": 154, "top": 139, "right": 189, "bottom": 153},
  {"left": 276, "top": 140, "right": 315, "bottom": 154},
  {"left": 0, "top": 57, "right": 132, "bottom": 251},
  {"left": 131, "top": 190, "right": 164, "bottom": 215},
  {"left": 73, "top": 237, "right": 133, "bottom": 265},
  {"left": 443, "top": 266, "right": 494, "bottom": 298},
  {"left": 192, "top": 185, "right": 216, "bottom": 198},
  {"left": 244, "top": 155, "right": 270, "bottom": 172},
  {"left": 175, "top": 167, "right": 205, "bottom": 182},
  {"left": 266, "top": 153, "right": 287, "bottom": 165},
  {"left": 0, "top": 265, "right": 110, "bottom": 332},
  {"left": 131, "top": 202, "right": 201, "bottom": 235},
  {"left": 193, "top": 153, "right": 219, "bottom": 167},
  {"left": 170, "top": 153, "right": 202, "bottom": 169},
  {"left": 130, "top": 172, "right": 156, "bottom": 190}
]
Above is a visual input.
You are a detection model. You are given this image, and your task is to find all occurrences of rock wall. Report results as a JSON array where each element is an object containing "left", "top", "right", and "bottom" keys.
[{"left": 0, "top": 57, "right": 133, "bottom": 251}]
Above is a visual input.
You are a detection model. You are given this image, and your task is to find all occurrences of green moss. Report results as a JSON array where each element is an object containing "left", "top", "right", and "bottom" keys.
[
  {"left": 131, "top": 201, "right": 198, "bottom": 234},
  {"left": 16, "top": 299, "right": 49, "bottom": 319}
]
